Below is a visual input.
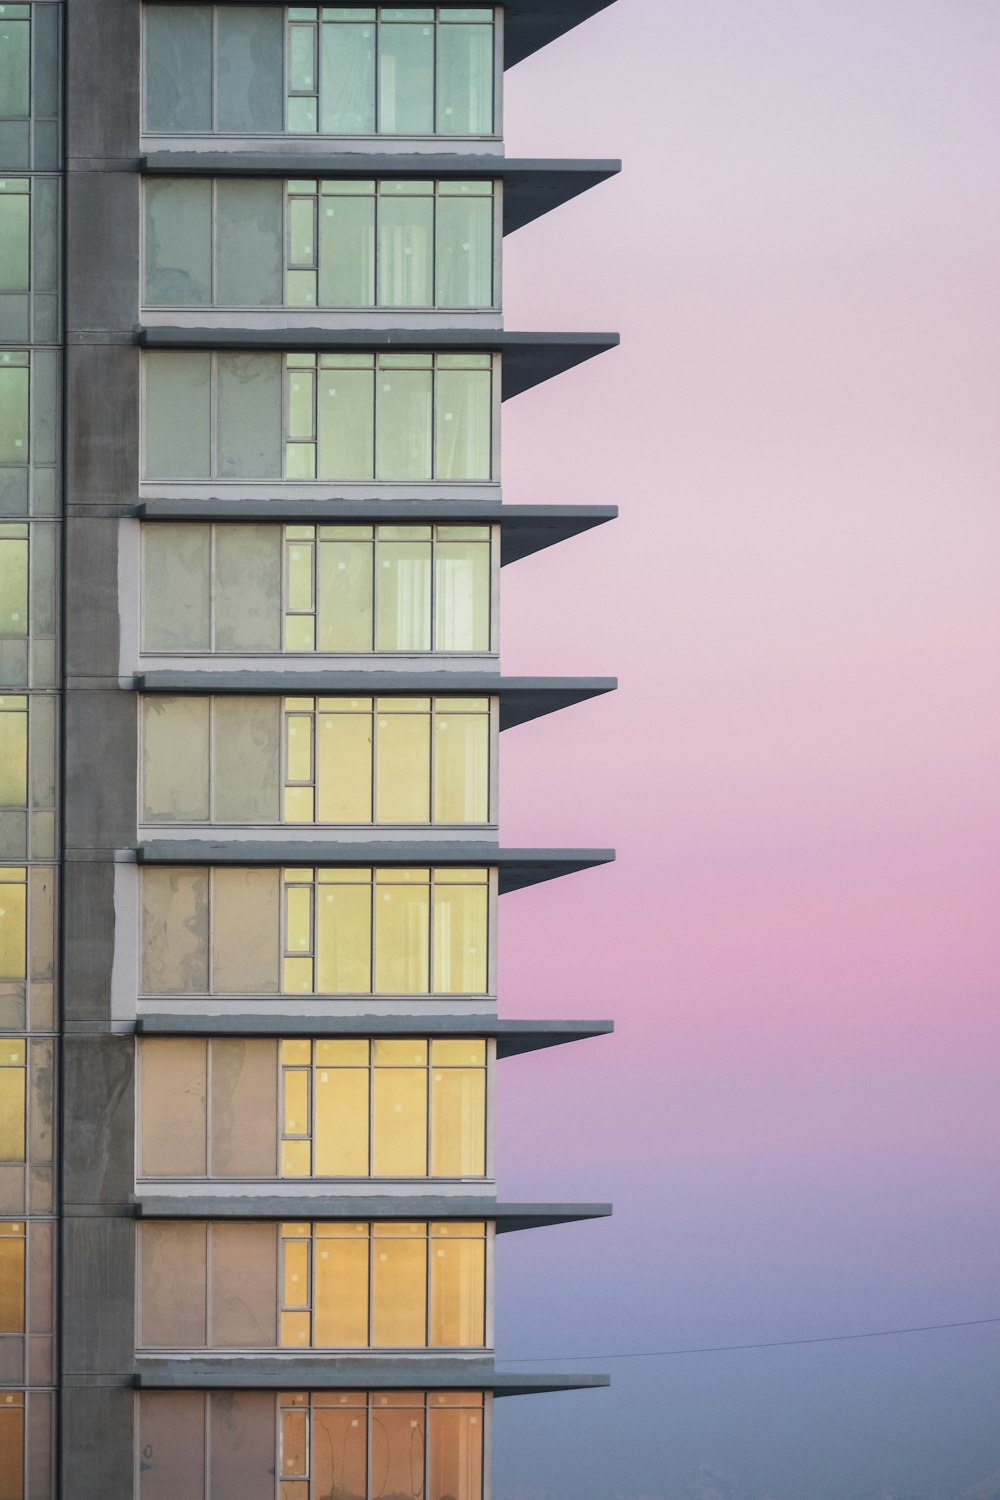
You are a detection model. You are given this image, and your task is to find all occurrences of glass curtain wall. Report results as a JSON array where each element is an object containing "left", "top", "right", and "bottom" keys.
[{"left": 0, "top": 6, "right": 60, "bottom": 1496}]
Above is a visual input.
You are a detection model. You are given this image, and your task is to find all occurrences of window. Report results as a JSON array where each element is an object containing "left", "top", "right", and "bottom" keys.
[
  {"left": 137, "top": 1219, "right": 488, "bottom": 1350},
  {"left": 137, "top": 1390, "right": 484, "bottom": 1500},
  {"left": 0, "top": 695, "right": 57, "bottom": 860},
  {"left": 143, "top": 5, "right": 496, "bottom": 138},
  {"left": 140, "top": 522, "right": 493, "bottom": 656},
  {"left": 0, "top": 1218, "right": 53, "bottom": 1385},
  {"left": 140, "top": 695, "right": 492, "bottom": 826},
  {"left": 140, "top": 866, "right": 491, "bottom": 997},
  {"left": 0, "top": 181, "right": 29, "bottom": 294},
  {"left": 0, "top": 350, "right": 59, "bottom": 517},
  {"left": 0, "top": 1034, "right": 54, "bottom": 1217},
  {"left": 280, "top": 1037, "right": 486, "bottom": 1177},
  {"left": 137, "top": 1036, "right": 488, "bottom": 1181},
  {"left": 0, "top": 865, "right": 56, "bottom": 1038},
  {"left": 0, "top": 523, "right": 58, "bottom": 690},
  {"left": 142, "top": 350, "right": 495, "bottom": 484},
  {"left": 144, "top": 177, "right": 495, "bottom": 310},
  {"left": 0, "top": 8, "right": 30, "bottom": 122}
]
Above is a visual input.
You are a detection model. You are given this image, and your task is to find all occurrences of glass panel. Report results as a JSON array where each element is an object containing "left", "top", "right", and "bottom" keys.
[
  {"left": 373, "top": 1406, "right": 425, "bottom": 1500},
  {"left": 0, "top": 1054, "right": 24, "bottom": 1162},
  {"left": 375, "top": 539, "right": 431, "bottom": 652},
  {"left": 218, "top": 353, "right": 282, "bottom": 478},
  {"left": 144, "top": 5, "right": 212, "bottom": 133},
  {"left": 319, "top": 19, "right": 376, "bottom": 132},
  {"left": 144, "top": 179, "right": 212, "bottom": 307},
  {"left": 215, "top": 525, "right": 283, "bottom": 652},
  {"left": 280, "top": 1406, "right": 308, "bottom": 1479},
  {"left": 0, "top": 188, "right": 29, "bottom": 294},
  {"left": 316, "top": 539, "right": 373, "bottom": 651},
  {"left": 141, "top": 524, "right": 211, "bottom": 652},
  {"left": 378, "top": 194, "right": 433, "bottom": 307},
  {"left": 0, "top": 1398, "right": 24, "bottom": 1500},
  {"left": 214, "top": 697, "right": 282, "bottom": 823},
  {"left": 434, "top": 369, "right": 491, "bottom": 481},
  {"left": 430, "top": 1233, "right": 484, "bottom": 1346},
  {"left": 138, "top": 1037, "right": 207, "bottom": 1178},
  {"left": 378, "top": 23, "right": 433, "bottom": 134},
  {"left": 0, "top": 872, "right": 25, "bottom": 980},
  {"left": 289, "top": 22, "right": 316, "bottom": 90},
  {"left": 216, "top": 180, "right": 284, "bottom": 306},
  {"left": 313, "top": 1406, "right": 367, "bottom": 1500},
  {"left": 318, "top": 193, "right": 375, "bottom": 307},
  {"left": 0, "top": 365, "right": 28, "bottom": 465},
  {"left": 317, "top": 368, "right": 374, "bottom": 480},
  {"left": 216, "top": 6, "right": 284, "bottom": 133},
  {"left": 436, "top": 23, "right": 493, "bottom": 135},
  {"left": 141, "top": 697, "right": 210, "bottom": 822},
  {"left": 430, "top": 1068, "right": 485, "bottom": 1177},
  {"left": 375, "top": 880, "right": 428, "bottom": 994},
  {"left": 433, "top": 708, "right": 488, "bottom": 823},
  {"left": 377, "top": 368, "right": 431, "bottom": 480},
  {"left": 376, "top": 708, "right": 430, "bottom": 823},
  {"left": 144, "top": 352, "right": 211, "bottom": 480},
  {"left": 436, "top": 194, "right": 492, "bottom": 308},
  {"left": 434, "top": 538, "right": 490, "bottom": 652},
  {"left": 313, "top": 1235, "right": 368, "bottom": 1346},
  {"left": 141, "top": 868, "right": 209, "bottom": 994},
  {"left": 372, "top": 1234, "right": 425, "bottom": 1345},
  {"left": 433, "top": 882, "right": 487, "bottom": 994},
  {"left": 315, "top": 880, "right": 370, "bottom": 992},
  {"left": 0, "top": 537, "right": 26, "bottom": 638},
  {"left": 373, "top": 1068, "right": 426, "bottom": 1176},
  {"left": 313, "top": 1063, "right": 368, "bottom": 1175},
  {"left": 0, "top": 1224, "right": 24, "bottom": 1332},
  {"left": 315, "top": 709, "right": 372, "bottom": 823},
  {"left": 428, "top": 1405, "right": 483, "bottom": 1500}
]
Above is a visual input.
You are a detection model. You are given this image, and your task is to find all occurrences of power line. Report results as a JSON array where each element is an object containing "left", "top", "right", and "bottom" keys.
[{"left": 501, "top": 1315, "right": 1000, "bottom": 1362}]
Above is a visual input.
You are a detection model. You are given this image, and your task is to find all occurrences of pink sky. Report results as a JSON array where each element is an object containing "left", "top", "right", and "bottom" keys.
[{"left": 488, "top": 3, "right": 1000, "bottom": 1495}]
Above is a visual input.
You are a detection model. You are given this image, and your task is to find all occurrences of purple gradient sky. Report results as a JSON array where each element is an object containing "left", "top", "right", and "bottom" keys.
[{"left": 488, "top": 3, "right": 1000, "bottom": 1496}]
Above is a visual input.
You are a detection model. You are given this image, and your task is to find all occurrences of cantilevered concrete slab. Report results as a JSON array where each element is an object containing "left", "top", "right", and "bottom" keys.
[
  {"left": 132, "top": 1198, "right": 612, "bottom": 1229},
  {"left": 140, "top": 154, "right": 620, "bottom": 234},
  {"left": 135, "top": 500, "right": 618, "bottom": 563},
  {"left": 134, "top": 842, "right": 615, "bottom": 892},
  {"left": 142, "top": 0, "right": 617, "bottom": 70},
  {"left": 133, "top": 1358, "right": 609, "bottom": 1397},
  {"left": 135, "top": 1015, "right": 613, "bottom": 1055},
  {"left": 137, "top": 327, "right": 620, "bottom": 399},
  {"left": 134, "top": 672, "right": 616, "bottom": 729}
]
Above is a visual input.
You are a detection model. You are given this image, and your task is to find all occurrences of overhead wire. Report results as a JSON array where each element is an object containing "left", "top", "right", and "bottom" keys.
[{"left": 501, "top": 1315, "right": 1000, "bottom": 1362}]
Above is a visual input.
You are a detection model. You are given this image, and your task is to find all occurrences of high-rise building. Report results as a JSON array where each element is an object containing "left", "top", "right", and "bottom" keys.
[{"left": 0, "top": 1, "right": 620, "bottom": 1494}]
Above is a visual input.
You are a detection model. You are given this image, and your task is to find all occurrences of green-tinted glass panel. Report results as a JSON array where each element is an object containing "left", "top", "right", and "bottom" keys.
[
  {"left": 376, "top": 368, "right": 431, "bottom": 480},
  {"left": 435, "top": 194, "right": 492, "bottom": 308},
  {"left": 216, "top": 179, "right": 284, "bottom": 306},
  {"left": 217, "top": 353, "right": 283, "bottom": 478},
  {"left": 320, "top": 19, "right": 376, "bottom": 133},
  {"left": 376, "top": 540, "right": 431, "bottom": 652},
  {"left": 317, "top": 368, "right": 374, "bottom": 479},
  {"left": 0, "top": 189, "right": 29, "bottom": 293},
  {"left": 144, "top": 5, "right": 213, "bottom": 133},
  {"left": 144, "top": 352, "right": 212, "bottom": 479},
  {"left": 378, "top": 193, "right": 433, "bottom": 307},
  {"left": 0, "top": 365, "right": 28, "bottom": 465},
  {"left": 317, "top": 193, "right": 375, "bottom": 307},
  {"left": 436, "top": 22, "right": 493, "bottom": 134},
  {"left": 378, "top": 23, "right": 433, "bottom": 134},
  {"left": 434, "top": 368, "right": 491, "bottom": 480},
  {"left": 0, "top": 15, "right": 30, "bottom": 118},
  {"left": 0, "top": 537, "right": 27, "bottom": 637},
  {"left": 316, "top": 539, "right": 373, "bottom": 651},
  {"left": 144, "top": 178, "right": 212, "bottom": 307},
  {"left": 289, "top": 23, "right": 317, "bottom": 91},
  {"left": 434, "top": 538, "right": 490, "bottom": 652}
]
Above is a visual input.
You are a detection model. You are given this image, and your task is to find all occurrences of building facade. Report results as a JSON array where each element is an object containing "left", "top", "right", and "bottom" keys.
[{"left": 0, "top": 0, "right": 619, "bottom": 1494}]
